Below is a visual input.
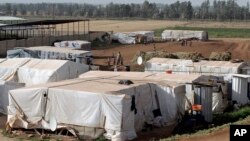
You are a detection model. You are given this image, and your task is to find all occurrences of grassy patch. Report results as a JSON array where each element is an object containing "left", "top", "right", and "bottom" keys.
[
  {"left": 161, "top": 115, "right": 250, "bottom": 141},
  {"left": 213, "top": 106, "right": 250, "bottom": 126},
  {"left": 154, "top": 26, "right": 250, "bottom": 38},
  {"left": 161, "top": 106, "right": 250, "bottom": 141}
]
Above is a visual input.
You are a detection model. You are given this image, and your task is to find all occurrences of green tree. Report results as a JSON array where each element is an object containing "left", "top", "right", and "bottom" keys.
[
  {"left": 185, "top": 1, "right": 193, "bottom": 20},
  {"left": 5, "top": 3, "right": 12, "bottom": 15}
]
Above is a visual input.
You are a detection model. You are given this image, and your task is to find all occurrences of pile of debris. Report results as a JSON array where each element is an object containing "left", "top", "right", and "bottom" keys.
[
  {"left": 209, "top": 52, "right": 232, "bottom": 61},
  {"left": 133, "top": 51, "right": 204, "bottom": 63}
]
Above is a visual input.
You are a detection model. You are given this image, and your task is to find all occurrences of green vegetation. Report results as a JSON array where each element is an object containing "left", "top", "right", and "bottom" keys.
[
  {"left": 161, "top": 115, "right": 250, "bottom": 141},
  {"left": 154, "top": 26, "right": 250, "bottom": 38},
  {"left": 213, "top": 106, "right": 250, "bottom": 125},
  {"left": 161, "top": 106, "right": 250, "bottom": 141}
]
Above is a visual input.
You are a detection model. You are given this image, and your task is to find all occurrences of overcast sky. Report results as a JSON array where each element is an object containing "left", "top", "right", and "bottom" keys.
[{"left": 0, "top": 0, "right": 248, "bottom": 6}]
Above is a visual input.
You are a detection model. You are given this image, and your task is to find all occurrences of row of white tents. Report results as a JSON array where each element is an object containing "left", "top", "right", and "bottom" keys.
[
  {"left": 6, "top": 69, "right": 250, "bottom": 140},
  {"left": 111, "top": 30, "right": 208, "bottom": 44},
  {"left": 0, "top": 45, "right": 249, "bottom": 140},
  {"left": 7, "top": 71, "right": 198, "bottom": 140}
]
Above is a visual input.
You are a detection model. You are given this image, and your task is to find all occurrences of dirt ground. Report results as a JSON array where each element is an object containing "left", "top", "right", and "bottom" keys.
[
  {"left": 58, "top": 20, "right": 250, "bottom": 32},
  {"left": 93, "top": 38, "right": 250, "bottom": 66},
  {"left": 89, "top": 20, "right": 250, "bottom": 32},
  {"left": 179, "top": 128, "right": 229, "bottom": 141}
]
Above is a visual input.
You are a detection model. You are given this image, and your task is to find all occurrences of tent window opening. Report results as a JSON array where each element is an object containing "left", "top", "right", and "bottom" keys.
[
  {"left": 153, "top": 90, "right": 162, "bottom": 118},
  {"left": 131, "top": 95, "right": 137, "bottom": 114}
]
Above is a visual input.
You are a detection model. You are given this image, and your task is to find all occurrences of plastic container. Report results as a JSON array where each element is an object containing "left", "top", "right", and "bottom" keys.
[{"left": 166, "top": 70, "right": 172, "bottom": 74}]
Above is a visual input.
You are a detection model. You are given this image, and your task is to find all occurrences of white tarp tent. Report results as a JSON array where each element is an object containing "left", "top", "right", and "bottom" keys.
[
  {"left": 145, "top": 58, "right": 246, "bottom": 76},
  {"left": 8, "top": 71, "right": 186, "bottom": 141},
  {"left": 161, "top": 30, "right": 208, "bottom": 41},
  {"left": 112, "top": 33, "right": 136, "bottom": 44},
  {"left": 111, "top": 31, "right": 154, "bottom": 44},
  {"left": 17, "top": 59, "right": 89, "bottom": 86},
  {"left": 0, "top": 58, "right": 89, "bottom": 85},
  {"left": 54, "top": 40, "right": 91, "bottom": 51},
  {"left": 0, "top": 58, "right": 89, "bottom": 114},
  {"left": 0, "top": 58, "right": 30, "bottom": 81},
  {"left": 7, "top": 46, "right": 92, "bottom": 64},
  {"left": 80, "top": 71, "right": 227, "bottom": 113},
  {"left": 0, "top": 81, "right": 24, "bottom": 114}
]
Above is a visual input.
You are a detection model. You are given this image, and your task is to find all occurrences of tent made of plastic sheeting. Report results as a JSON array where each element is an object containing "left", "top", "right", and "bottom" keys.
[
  {"left": 7, "top": 46, "right": 92, "bottom": 64},
  {"left": 0, "top": 58, "right": 31, "bottom": 81},
  {"left": 112, "top": 33, "right": 136, "bottom": 44},
  {"left": 0, "top": 58, "right": 89, "bottom": 85},
  {"left": 111, "top": 31, "right": 154, "bottom": 44},
  {"left": 7, "top": 74, "right": 186, "bottom": 141},
  {"left": 145, "top": 58, "right": 246, "bottom": 76},
  {"left": 54, "top": 40, "right": 91, "bottom": 51},
  {"left": 161, "top": 30, "right": 208, "bottom": 41},
  {"left": 0, "top": 58, "right": 89, "bottom": 114},
  {"left": 80, "top": 71, "right": 228, "bottom": 114},
  {"left": 232, "top": 74, "right": 250, "bottom": 105},
  {"left": 17, "top": 59, "right": 89, "bottom": 86},
  {"left": 79, "top": 70, "right": 201, "bottom": 84},
  {"left": 0, "top": 81, "right": 25, "bottom": 114}
]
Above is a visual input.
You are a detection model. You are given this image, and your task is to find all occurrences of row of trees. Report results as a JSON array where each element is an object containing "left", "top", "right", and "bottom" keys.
[{"left": 0, "top": 0, "right": 250, "bottom": 21}]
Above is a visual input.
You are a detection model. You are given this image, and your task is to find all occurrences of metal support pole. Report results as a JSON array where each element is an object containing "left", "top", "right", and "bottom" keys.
[
  {"left": 78, "top": 21, "right": 80, "bottom": 39},
  {"left": 73, "top": 22, "right": 75, "bottom": 37},
  {"left": 88, "top": 20, "right": 90, "bottom": 40},
  {"left": 67, "top": 23, "right": 69, "bottom": 40}
]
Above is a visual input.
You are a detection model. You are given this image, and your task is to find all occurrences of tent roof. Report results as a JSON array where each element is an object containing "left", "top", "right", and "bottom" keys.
[
  {"left": 0, "top": 19, "right": 87, "bottom": 27},
  {"left": 0, "top": 58, "right": 30, "bottom": 68},
  {"left": 19, "top": 58, "right": 69, "bottom": 71},
  {"left": 21, "top": 71, "right": 192, "bottom": 95},
  {"left": 21, "top": 46, "right": 91, "bottom": 55},
  {"left": 147, "top": 58, "right": 245, "bottom": 69},
  {"left": 0, "top": 58, "right": 70, "bottom": 70},
  {"left": 162, "top": 30, "right": 206, "bottom": 33},
  {"left": 79, "top": 71, "right": 201, "bottom": 83}
]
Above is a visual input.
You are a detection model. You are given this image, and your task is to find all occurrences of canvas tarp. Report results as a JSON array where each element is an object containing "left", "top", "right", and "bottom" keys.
[
  {"left": 0, "top": 58, "right": 31, "bottom": 81},
  {"left": 7, "top": 46, "right": 92, "bottom": 64},
  {"left": 0, "top": 58, "right": 89, "bottom": 114},
  {"left": 145, "top": 58, "right": 246, "bottom": 76},
  {"left": 0, "top": 58, "right": 89, "bottom": 85},
  {"left": 0, "top": 81, "right": 25, "bottom": 114},
  {"left": 8, "top": 72, "right": 186, "bottom": 141},
  {"left": 111, "top": 31, "right": 154, "bottom": 44},
  {"left": 111, "top": 33, "right": 136, "bottom": 44},
  {"left": 17, "top": 59, "right": 89, "bottom": 86},
  {"left": 161, "top": 30, "right": 208, "bottom": 41},
  {"left": 54, "top": 40, "right": 91, "bottom": 51}
]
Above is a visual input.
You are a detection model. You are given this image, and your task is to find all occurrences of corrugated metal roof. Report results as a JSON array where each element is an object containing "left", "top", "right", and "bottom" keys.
[
  {"left": 0, "top": 16, "right": 26, "bottom": 21},
  {"left": 1, "top": 19, "right": 87, "bottom": 27}
]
